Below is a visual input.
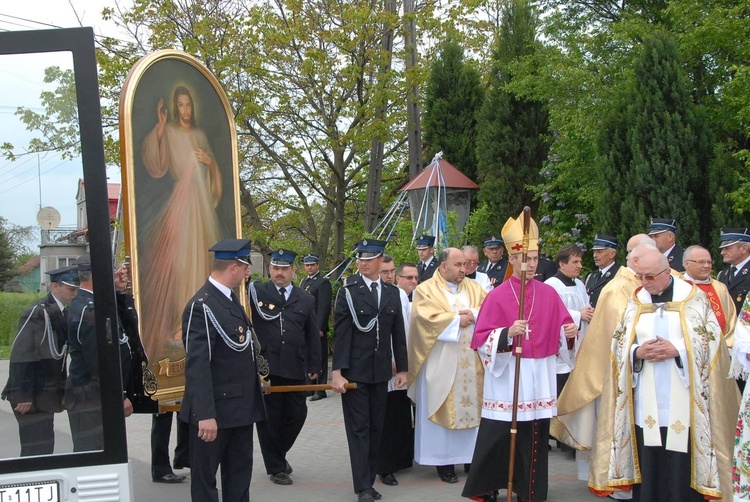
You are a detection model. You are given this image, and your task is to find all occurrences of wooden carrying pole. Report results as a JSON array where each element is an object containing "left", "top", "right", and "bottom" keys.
[{"left": 507, "top": 206, "right": 531, "bottom": 502}]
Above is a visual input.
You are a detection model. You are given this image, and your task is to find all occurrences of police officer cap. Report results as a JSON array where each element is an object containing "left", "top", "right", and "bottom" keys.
[
  {"left": 269, "top": 248, "right": 297, "bottom": 267},
  {"left": 483, "top": 235, "right": 504, "bottom": 249},
  {"left": 47, "top": 265, "right": 80, "bottom": 287},
  {"left": 74, "top": 252, "right": 92, "bottom": 272},
  {"left": 719, "top": 228, "right": 750, "bottom": 248},
  {"left": 416, "top": 235, "right": 435, "bottom": 250},
  {"left": 209, "top": 239, "right": 252, "bottom": 265},
  {"left": 648, "top": 218, "right": 677, "bottom": 235},
  {"left": 302, "top": 253, "right": 319, "bottom": 264},
  {"left": 592, "top": 234, "right": 618, "bottom": 250},
  {"left": 356, "top": 239, "right": 387, "bottom": 260}
]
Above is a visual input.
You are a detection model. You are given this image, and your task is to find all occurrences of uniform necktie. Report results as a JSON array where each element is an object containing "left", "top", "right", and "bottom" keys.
[
  {"left": 278, "top": 287, "right": 286, "bottom": 304},
  {"left": 230, "top": 291, "right": 241, "bottom": 306},
  {"left": 370, "top": 282, "right": 379, "bottom": 307}
]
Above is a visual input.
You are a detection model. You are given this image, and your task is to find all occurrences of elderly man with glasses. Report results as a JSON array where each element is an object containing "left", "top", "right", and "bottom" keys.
[
  {"left": 681, "top": 245, "right": 736, "bottom": 345},
  {"left": 589, "top": 248, "right": 738, "bottom": 502}
]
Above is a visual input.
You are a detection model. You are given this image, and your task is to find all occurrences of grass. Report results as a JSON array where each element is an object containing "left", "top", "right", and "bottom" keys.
[{"left": 0, "top": 291, "right": 45, "bottom": 359}]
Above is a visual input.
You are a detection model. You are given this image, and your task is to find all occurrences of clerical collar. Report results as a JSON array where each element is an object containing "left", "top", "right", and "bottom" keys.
[
  {"left": 445, "top": 281, "right": 459, "bottom": 293},
  {"left": 553, "top": 271, "right": 576, "bottom": 287},
  {"left": 683, "top": 273, "right": 710, "bottom": 285},
  {"left": 649, "top": 277, "right": 674, "bottom": 303},
  {"left": 466, "top": 272, "right": 476, "bottom": 279},
  {"left": 209, "top": 276, "right": 233, "bottom": 300}
]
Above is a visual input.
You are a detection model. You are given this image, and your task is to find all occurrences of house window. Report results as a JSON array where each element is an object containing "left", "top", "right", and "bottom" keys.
[{"left": 58, "top": 257, "right": 76, "bottom": 268}]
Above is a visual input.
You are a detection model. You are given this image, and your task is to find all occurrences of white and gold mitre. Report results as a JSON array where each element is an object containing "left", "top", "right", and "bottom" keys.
[{"left": 501, "top": 211, "right": 539, "bottom": 255}]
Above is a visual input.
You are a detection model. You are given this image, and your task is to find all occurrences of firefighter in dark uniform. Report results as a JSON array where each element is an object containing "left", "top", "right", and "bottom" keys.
[
  {"left": 331, "top": 239, "right": 408, "bottom": 502},
  {"left": 648, "top": 218, "right": 685, "bottom": 272},
  {"left": 300, "top": 253, "right": 332, "bottom": 401},
  {"left": 66, "top": 253, "right": 143, "bottom": 452},
  {"left": 477, "top": 236, "right": 508, "bottom": 287},
  {"left": 180, "top": 239, "right": 266, "bottom": 502},
  {"left": 2, "top": 265, "right": 78, "bottom": 456},
  {"left": 248, "top": 248, "right": 320, "bottom": 486},
  {"left": 416, "top": 235, "right": 438, "bottom": 282},
  {"left": 584, "top": 234, "right": 621, "bottom": 308},
  {"left": 718, "top": 228, "right": 750, "bottom": 314}
]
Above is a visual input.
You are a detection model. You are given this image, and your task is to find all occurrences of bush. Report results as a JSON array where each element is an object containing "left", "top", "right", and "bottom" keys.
[{"left": 0, "top": 292, "right": 45, "bottom": 356}]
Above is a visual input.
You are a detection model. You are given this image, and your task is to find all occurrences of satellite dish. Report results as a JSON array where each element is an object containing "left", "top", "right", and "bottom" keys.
[{"left": 37, "top": 206, "right": 61, "bottom": 230}]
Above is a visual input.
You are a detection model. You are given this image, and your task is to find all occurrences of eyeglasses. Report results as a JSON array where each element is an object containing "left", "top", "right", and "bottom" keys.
[
  {"left": 398, "top": 275, "right": 418, "bottom": 280},
  {"left": 465, "top": 260, "right": 479, "bottom": 265},
  {"left": 685, "top": 259, "right": 713, "bottom": 266},
  {"left": 635, "top": 268, "right": 669, "bottom": 281},
  {"left": 380, "top": 270, "right": 396, "bottom": 275}
]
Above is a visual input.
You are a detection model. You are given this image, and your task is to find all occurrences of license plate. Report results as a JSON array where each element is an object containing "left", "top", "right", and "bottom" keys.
[{"left": 0, "top": 480, "right": 59, "bottom": 502}]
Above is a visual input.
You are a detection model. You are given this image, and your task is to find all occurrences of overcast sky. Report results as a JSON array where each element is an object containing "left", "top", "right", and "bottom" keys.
[{"left": 0, "top": 1, "right": 126, "bottom": 236}]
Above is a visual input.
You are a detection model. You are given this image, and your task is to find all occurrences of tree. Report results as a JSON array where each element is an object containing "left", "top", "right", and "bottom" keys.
[
  {"left": 0, "top": 217, "right": 34, "bottom": 290},
  {"left": 595, "top": 31, "right": 712, "bottom": 246},
  {"left": 422, "top": 37, "right": 484, "bottom": 181},
  {"left": 475, "top": 0, "right": 549, "bottom": 226}
]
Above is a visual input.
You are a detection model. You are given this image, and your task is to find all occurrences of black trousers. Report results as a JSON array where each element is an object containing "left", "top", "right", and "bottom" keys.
[
  {"left": 68, "top": 407, "right": 103, "bottom": 452},
  {"left": 462, "top": 417, "right": 550, "bottom": 502},
  {"left": 633, "top": 426, "right": 703, "bottom": 502},
  {"left": 256, "top": 375, "right": 308, "bottom": 475},
  {"left": 341, "top": 381, "right": 388, "bottom": 493},
  {"left": 319, "top": 334, "right": 329, "bottom": 384},
  {"left": 376, "top": 389, "right": 413, "bottom": 474},
  {"left": 151, "top": 412, "right": 190, "bottom": 478},
  {"left": 14, "top": 409, "right": 55, "bottom": 456},
  {"left": 189, "top": 423, "right": 254, "bottom": 502}
]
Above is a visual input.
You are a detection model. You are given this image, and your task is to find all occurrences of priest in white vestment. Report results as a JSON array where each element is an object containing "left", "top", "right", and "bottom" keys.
[
  {"left": 590, "top": 249, "right": 738, "bottom": 502},
  {"left": 407, "top": 248, "right": 487, "bottom": 484}
]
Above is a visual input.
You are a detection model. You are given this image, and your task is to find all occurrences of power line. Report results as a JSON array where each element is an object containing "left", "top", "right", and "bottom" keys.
[
  {"left": 0, "top": 157, "right": 74, "bottom": 195},
  {"left": 0, "top": 151, "right": 66, "bottom": 184},
  {"left": 0, "top": 13, "right": 61, "bottom": 29}
]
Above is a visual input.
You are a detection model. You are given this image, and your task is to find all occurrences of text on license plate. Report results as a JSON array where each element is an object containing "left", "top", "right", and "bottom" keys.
[{"left": 0, "top": 481, "right": 59, "bottom": 502}]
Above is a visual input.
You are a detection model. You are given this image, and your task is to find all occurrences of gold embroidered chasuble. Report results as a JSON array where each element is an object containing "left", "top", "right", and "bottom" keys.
[
  {"left": 588, "top": 278, "right": 739, "bottom": 500},
  {"left": 407, "top": 270, "right": 486, "bottom": 429},
  {"left": 551, "top": 267, "right": 640, "bottom": 448}
]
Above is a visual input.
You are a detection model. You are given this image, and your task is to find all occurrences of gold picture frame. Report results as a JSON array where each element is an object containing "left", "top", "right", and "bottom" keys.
[{"left": 119, "top": 50, "right": 242, "bottom": 405}]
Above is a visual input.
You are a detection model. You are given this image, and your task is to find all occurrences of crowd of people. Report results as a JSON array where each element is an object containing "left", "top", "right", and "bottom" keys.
[{"left": 6, "top": 214, "right": 750, "bottom": 502}]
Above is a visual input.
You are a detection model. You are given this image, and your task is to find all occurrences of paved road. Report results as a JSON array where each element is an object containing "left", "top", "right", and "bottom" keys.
[{"left": 0, "top": 359, "right": 603, "bottom": 501}]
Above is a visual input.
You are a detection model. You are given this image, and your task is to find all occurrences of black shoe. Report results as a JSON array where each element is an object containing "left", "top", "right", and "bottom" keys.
[
  {"left": 357, "top": 492, "right": 375, "bottom": 502},
  {"left": 153, "top": 473, "right": 186, "bottom": 483},
  {"left": 270, "top": 472, "right": 293, "bottom": 485},
  {"left": 483, "top": 492, "right": 498, "bottom": 502},
  {"left": 379, "top": 473, "right": 398, "bottom": 486},
  {"left": 367, "top": 488, "right": 383, "bottom": 500},
  {"left": 464, "top": 463, "right": 471, "bottom": 473},
  {"left": 284, "top": 461, "right": 293, "bottom": 474},
  {"left": 310, "top": 392, "right": 327, "bottom": 401},
  {"left": 173, "top": 460, "right": 190, "bottom": 470},
  {"left": 436, "top": 465, "right": 458, "bottom": 484}
]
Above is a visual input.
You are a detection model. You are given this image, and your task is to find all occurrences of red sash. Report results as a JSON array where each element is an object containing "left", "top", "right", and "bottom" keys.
[{"left": 694, "top": 283, "right": 726, "bottom": 333}]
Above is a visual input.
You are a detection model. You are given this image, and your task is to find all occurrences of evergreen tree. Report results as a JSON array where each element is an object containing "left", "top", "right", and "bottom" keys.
[
  {"left": 422, "top": 38, "right": 484, "bottom": 180},
  {"left": 595, "top": 31, "right": 713, "bottom": 247},
  {"left": 475, "top": 0, "right": 549, "bottom": 224}
]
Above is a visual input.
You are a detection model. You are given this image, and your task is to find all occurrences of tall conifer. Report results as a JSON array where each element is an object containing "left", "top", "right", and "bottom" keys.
[
  {"left": 422, "top": 38, "right": 484, "bottom": 180},
  {"left": 596, "top": 31, "right": 712, "bottom": 246},
  {"left": 475, "top": 0, "right": 549, "bottom": 221}
]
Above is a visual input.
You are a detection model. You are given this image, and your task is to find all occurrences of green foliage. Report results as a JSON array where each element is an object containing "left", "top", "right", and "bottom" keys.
[
  {"left": 595, "top": 31, "right": 711, "bottom": 247},
  {"left": 0, "top": 292, "right": 45, "bottom": 355},
  {"left": 0, "top": 217, "right": 34, "bottom": 290},
  {"left": 476, "top": 0, "right": 549, "bottom": 225},
  {"left": 422, "top": 38, "right": 484, "bottom": 180}
]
